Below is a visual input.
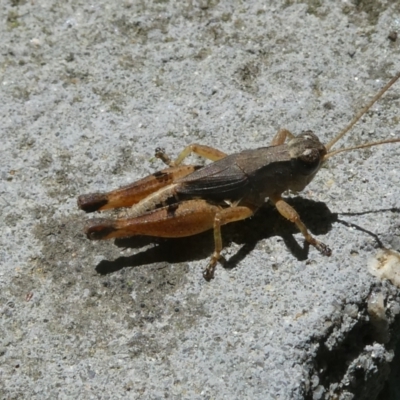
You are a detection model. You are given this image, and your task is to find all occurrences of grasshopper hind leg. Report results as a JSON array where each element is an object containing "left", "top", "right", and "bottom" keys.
[
  {"left": 84, "top": 197, "right": 257, "bottom": 280},
  {"left": 77, "top": 165, "right": 198, "bottom": 213}
]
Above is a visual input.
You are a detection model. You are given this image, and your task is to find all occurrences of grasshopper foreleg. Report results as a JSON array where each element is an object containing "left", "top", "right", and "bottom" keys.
[
  {"left": 270, "top": 195, "right": 332, "bottom": 257},
  {"left": 270, "top": 129, "right": 295, "bottom": 146}
]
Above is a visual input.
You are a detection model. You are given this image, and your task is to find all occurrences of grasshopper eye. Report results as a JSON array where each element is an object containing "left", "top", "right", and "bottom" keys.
[
  {"left": 295, "top": 148, "right": 321, "bottom": 174},
  {"left": 300, "top": 148, "right": 320, "bottom": 164}
]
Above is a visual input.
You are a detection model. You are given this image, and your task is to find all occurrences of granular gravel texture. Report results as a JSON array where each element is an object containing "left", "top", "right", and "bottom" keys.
[{"left": 1, "top": 1, "right": 400, "bottom": 399}]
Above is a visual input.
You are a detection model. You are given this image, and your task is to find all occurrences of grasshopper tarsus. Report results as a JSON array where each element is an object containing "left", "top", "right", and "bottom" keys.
[
  {"left": 314, "top": 241, "right": 332, "bottom": 257},
  {"left": 203, "top": 265, "right": 216, "bottom": 281},
  {"left": 155, "top": 147, "right": 173, "bottom": 167},
  {"left": 203, "top": 269, "right": 214, "bottom": 281},
  {"left": 203, "top": 255, "right": 227, "bottom": 280},
  {"left": 203, "top": 253, "right": 220, "bottom": 281},
  {"left": 79, "top": 74, "right": 400, "bottom": 280}
]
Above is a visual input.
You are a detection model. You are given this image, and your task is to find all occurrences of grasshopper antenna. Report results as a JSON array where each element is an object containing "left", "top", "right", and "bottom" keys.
[{"left": 324, "top": 72, "right": 400, "bottom": 160}]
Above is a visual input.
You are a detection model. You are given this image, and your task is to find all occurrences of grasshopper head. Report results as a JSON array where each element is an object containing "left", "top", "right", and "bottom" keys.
[
  {"left": 286, "top": 131, "right": 327, "bottom": 191},
  {"left": 288, "top": 131, "right": 327, "bottom": 172}
]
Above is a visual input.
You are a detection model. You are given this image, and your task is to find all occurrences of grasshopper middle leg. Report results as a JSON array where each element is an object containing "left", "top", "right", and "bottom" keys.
[
  {"left": 203, "top": 204, "right": 256, "bottom": 280},
  {"left": 156, "top": 143, "right": 228, "bottom": 167}
]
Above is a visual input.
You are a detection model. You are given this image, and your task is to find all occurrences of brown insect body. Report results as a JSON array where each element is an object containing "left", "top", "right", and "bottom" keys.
[
  {"left": 78, "top": 74, "right": 400, "bottom": 280},
  {"left": 176, "top": 131, "right": 326, "bottom": 202}
]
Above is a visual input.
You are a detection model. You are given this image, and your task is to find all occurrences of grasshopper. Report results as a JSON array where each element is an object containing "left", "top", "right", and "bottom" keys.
[{"left": 78, "top": 73, "right": 400, "bottom": 280}]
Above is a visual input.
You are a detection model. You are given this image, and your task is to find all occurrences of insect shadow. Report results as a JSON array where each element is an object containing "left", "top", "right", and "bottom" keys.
[
  {"left": 335, "top": 207, "right": 400, "bottom": 249},
  {"left": 95, "top": 197, "right": 335, "bottom": 275},
  {"left": 94, "top": 200, "right": 398, "bottom": 276},
  {"left": 94, "top": 201, "right": 399, "bottom": 276}
]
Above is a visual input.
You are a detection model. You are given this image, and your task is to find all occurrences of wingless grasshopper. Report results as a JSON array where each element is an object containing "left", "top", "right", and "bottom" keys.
[{"left": 78, "top": 73, "right": 400, "bottom": 280}]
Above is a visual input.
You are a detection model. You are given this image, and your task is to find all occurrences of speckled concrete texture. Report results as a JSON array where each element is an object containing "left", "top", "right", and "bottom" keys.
[{"left": 1, "top": 1, "right": 400, "bottom": 399}]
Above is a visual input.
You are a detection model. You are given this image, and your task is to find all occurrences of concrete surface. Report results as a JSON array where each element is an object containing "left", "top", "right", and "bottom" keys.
[{"left": 1, "top": 0, "right": 400, "bottom": 399}]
